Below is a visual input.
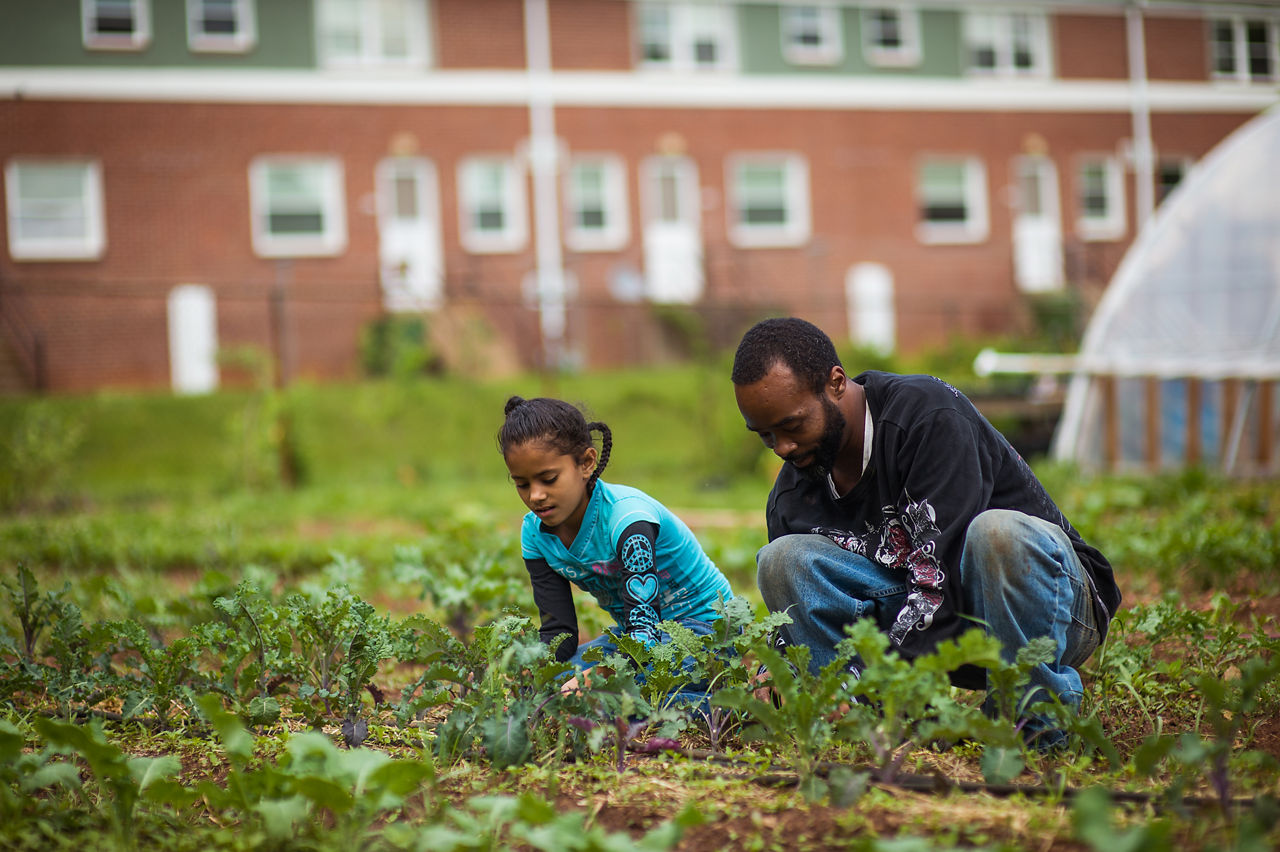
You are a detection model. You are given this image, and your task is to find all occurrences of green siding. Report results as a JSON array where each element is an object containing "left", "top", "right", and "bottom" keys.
[
  {"left": 916, "top": 10, "right": 965, "bottom": 76},
  {"left": 0, "top": 0, "right": 315, "bottom": 68},
  {"left": 738, "top": 4, "right": 965, "bottom": 78}
]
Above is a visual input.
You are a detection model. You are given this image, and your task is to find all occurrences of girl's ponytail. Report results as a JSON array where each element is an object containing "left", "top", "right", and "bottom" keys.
[
  {"left": 585, "top": 421, "right": 612, "bottom": 489},
  {"left": 504, "top": 395, "right": 527, "bottom": 417}
]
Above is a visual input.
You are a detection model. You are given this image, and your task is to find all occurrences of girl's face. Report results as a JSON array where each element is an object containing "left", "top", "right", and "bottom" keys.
[{"left": 504, "top": 439, "right": 598, "bottom": 540}]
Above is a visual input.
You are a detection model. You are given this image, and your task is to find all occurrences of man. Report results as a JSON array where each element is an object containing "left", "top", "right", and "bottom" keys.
[{"left": 731, "top": 317, "right": 1120, "bottom": 742}]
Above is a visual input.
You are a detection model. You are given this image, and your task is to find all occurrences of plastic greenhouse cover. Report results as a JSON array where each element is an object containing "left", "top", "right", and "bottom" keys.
[{"left": 1055, "top": 106, "right": 1280, "bottom": 466}]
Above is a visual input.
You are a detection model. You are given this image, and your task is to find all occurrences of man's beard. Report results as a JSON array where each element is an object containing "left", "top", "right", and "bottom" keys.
[{"left": 793, "top": 395, "right": 846, "bottom": 482}]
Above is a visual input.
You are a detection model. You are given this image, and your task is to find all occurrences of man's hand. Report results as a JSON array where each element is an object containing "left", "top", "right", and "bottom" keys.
[{"left": 750, "top": 665, "right": 778, "bottom": 706}]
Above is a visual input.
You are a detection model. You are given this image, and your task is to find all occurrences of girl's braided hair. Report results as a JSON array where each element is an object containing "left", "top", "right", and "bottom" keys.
[{"left": 497, "top": 396, "right": 612, "bottom": 489}]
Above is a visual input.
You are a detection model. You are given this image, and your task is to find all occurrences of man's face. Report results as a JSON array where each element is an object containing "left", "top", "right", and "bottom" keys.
[{"left": 735, "top": 363, "right": 847, "bottom": 481}]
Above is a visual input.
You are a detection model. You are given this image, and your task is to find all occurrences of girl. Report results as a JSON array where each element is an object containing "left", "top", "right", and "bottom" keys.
[{"left": 497, "top": 395, "right": 734, "bottom": 675}]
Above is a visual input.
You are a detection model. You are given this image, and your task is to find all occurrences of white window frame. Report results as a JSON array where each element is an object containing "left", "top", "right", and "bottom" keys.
[
  {"left": 248, "top": 156, "right": 347, "bottom": 258},
  {"left": 1209, "top": 15, "right": 1279, "bottom": 84},
  {"left": 636, "top": 2, "right": 738, "bottom": 73},
  {"left": 1075, "top": 155, "right": 1126, "bottom": 241},
  {"left": 316, "top": 0, "right": 431, "bottom": 70},
  {"left": 187, "top": 0, "right": 257, "bottom": 53},
  {"left": 780, "top": 5, "right": 844, "bottom": 67},
  {"left": 861, "top": 5, "right": 921, "bottom": 68},
  {"left": 963, "top": 9, "right": 1050, "bottom": 78},
  {"left": 564, "top": 155, "right": 629, "bottom": 253},
  {"left": 81, "top": 0, "right": 152, "bottom": 50},
  {"left": 726, "top": 153, "right": 811, "bottom": 248},
  {"left": 457, "top": 156, "right": 528, "bottom": 254},
  {"left": 5, "top": 159, "right": 106, "bottom": 262},
  {"left": 915, "top": 156, "right": 989, "bottom": 245}
]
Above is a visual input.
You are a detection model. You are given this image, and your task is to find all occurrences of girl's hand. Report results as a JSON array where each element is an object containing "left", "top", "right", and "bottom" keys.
[{"left": 560, "top": 670, "right": 589, "bottom": 695}]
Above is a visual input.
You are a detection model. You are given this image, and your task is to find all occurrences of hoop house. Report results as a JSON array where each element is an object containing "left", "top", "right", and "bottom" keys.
[{"left": 1054, "top": 108, "right": 1280, "bottom": 475}]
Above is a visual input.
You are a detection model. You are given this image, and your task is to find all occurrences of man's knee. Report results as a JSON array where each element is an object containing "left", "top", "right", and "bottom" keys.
[
  {"left": 964, "top": 509, "right": 1042, "bottom": 583},
  {"left": 756, "top": 534, "right": 823, "bottom": 606}
]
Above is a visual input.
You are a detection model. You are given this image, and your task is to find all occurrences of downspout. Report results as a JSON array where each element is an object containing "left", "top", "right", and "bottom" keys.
[
  {"left": 1127, "top": 1, "right": 1155, "bottom": 232},
  {"left": 524, "top": 0, "right": 568, "bottom": 369}
]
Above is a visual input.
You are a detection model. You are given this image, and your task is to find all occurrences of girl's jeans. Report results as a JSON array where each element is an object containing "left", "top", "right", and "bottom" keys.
[
  {"left": 755, "top": 509, "right": 1101, "bottom": 715},
  {"left": 568, "top": 618, "right": 719, "bottom": 712},
  {"left": 567, "top": 617, "right": 717, "bottom": 673}
]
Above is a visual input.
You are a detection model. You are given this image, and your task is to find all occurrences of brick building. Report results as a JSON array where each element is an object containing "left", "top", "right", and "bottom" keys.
[{"left": 1, "top": 0, "right": 1277, "bottom": 391}]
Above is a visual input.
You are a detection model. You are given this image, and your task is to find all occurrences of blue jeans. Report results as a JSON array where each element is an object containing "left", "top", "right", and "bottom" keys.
[
  {"left": 569, "top": 618, "right": 719, "bottom": 712},
  {"left": 567, "top": 617, "right": 717, "bottom": 672},
  {"left": 756, "top": 510, "right": 1100, "bottom": 714}
]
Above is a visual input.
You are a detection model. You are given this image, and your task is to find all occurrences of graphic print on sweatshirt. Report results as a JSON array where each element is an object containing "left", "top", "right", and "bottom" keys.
[
  {"left": 620, "top": 531, "right": 661, "bottom": 644},
  {"left": 812, "top": 497, "right": 945, "bottom": 645}
]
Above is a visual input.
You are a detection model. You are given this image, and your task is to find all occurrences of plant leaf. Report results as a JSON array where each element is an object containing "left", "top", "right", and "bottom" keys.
[{"left": 981, "top": 746, "right": 1025, "bottom": 785}]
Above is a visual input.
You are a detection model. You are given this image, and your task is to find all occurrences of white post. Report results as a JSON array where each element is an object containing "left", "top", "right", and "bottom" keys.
[{"left": 524, "top": 0, "right": 567, "bottom": 368}]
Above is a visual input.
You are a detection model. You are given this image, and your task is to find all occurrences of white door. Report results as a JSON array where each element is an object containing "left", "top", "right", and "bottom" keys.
[
  {"left": 1012, "top": 155, "right": 1064, "bottom": 293},
  {"left": 167, "top": 284, "right": 219, "bottom": 394},
  {"left": 846, "top": 263, "right": 896, "bottom": 354},
  {"left": 376, "top": 157, "right": 442, "bottom": 310},
  {"left": 641, "top": 156, "right": 702, "bottom": 303}
]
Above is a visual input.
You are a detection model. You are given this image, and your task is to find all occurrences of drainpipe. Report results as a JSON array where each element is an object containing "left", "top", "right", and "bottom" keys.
[
  {"left": 524, "top": 0, "right": 567, "bottom": 369},
  {"left": 1127, "top": 1, "right": 1155, "bottom": 232}
]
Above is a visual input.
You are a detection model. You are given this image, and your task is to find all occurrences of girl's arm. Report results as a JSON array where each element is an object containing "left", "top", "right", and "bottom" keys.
[
  {"left": 525, "top": 557, "right": 578, "bottom": 662},
  {"left": 615, "top": 520, "right": 661, "bottom": 647}
]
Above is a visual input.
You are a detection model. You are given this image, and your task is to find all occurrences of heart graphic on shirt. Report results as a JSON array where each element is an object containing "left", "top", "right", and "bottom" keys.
[{"left": 625, "top": 574, "right": 658, "bottom": 603}]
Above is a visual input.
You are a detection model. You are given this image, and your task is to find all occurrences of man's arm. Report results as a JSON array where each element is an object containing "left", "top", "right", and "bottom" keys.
[{"left": 883, "top": 407, "right": 992, "bottom": 644}]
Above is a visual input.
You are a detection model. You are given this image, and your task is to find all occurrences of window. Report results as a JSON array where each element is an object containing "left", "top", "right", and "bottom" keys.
[
  {"left": 916, "top": 157, "right": 988, "bottom": 244},
  {"left": 781, "top": 5, "right": 843, "bottom": 66},
  {"left": 1209, "top": 16, "right": 1278, "bottom": 83},
  {"left": 727, "top": 154, "right": 810, "bottom": 248},
  {"left": 861, "top": 5, "right": 920, "bottom": 67},
  {"left": 637, "top": 2, "right": 737, "bottom": 72},
  {"left": 81, "top": 0, "right": 151, "bottom": 50},
  {"left": 564, "top": 156, "right": 629, "bottom": 252},
  {"left": 316, "top": 0, "right": 430, "bottom": 69},
  {"left": 5, "top": 159, "right": 106, "bottom": 261},
  {"left": 458, "top": 157, "right": 527, "bottom": 253},
  {"left": 964, "top": 10, "right": 1049, "bottom": 78},
  {"left": 187, "top": 0, "right": 256, "bottom": 52},
  {"left": 1156, "top": 157, "right": 1192, "bottom": 206},
  {"left": 249, "top": 157, "right": 347, "bottom": 257},
  {"left": 1076, "top": 156, "right": 1125, "bottom": 241}
]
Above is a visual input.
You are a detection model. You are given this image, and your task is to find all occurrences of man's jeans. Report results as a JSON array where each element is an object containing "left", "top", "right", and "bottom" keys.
[{"left": 756, "top": 509, "right": 1101, "bottom": 713}]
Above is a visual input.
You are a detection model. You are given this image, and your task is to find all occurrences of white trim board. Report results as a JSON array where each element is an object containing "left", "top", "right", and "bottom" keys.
[{"left": 1, "top": 68, "right": 1276, "bottom": 113}]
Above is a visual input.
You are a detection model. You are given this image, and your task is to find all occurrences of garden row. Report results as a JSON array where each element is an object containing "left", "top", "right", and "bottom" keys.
[{"left": 3, "top": 560, "right": 1280, "bottom": 849}]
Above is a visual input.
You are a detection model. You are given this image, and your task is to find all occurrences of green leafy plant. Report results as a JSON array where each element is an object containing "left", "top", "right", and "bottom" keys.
[
  {"left": 285, "top": 581, "right": 397, "bottom": 742},
  {"left": 392, "top": 540, "right": 528, "bottom": 640},
  {"left": 204, "top": 578, "right": 298, "bottom": 726},
  {"left": 34, "top": 716, "right": 189, "bottom": 847},
  {"left": 110, "top": 619, "right": 206, "bottom": 727},
  {"left": 713, "top": 628, "right": 860, "bottom": 801},
  {"left": 425, "top": 614, "right": 562, "bottom": 767}
]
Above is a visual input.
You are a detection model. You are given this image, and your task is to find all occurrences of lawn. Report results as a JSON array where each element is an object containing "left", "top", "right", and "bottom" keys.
[{"left": 1, "top": 364, "right": 1278, "bottom": 851}]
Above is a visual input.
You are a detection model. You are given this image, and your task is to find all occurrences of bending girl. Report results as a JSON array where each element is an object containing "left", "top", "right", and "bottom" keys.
[{"left": 497, "top": 395, "right": 734, "bottom": 676}]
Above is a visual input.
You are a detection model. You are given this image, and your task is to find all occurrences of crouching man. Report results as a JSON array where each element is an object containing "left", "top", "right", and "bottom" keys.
[{"left": 731, "top": 317, "right": 1121, "bottom": 747}]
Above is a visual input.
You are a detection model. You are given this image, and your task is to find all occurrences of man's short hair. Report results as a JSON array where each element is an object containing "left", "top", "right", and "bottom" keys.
[{"left": 731, "top": 317, "right": 841, "bottom": 394}]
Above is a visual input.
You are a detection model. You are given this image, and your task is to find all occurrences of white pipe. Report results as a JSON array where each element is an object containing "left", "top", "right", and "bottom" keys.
[
  {"left": 976, "top": 348, "right": 1280, "bottom": 381},
  {"left": 1127, "top": 2, "right": 1156, "bottom": 232},
  {"left": 524, "top": 0, "right": 567, "bottom": 368}
]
